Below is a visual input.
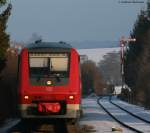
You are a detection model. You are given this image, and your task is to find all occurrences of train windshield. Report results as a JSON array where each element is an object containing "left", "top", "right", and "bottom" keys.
[{"left": 29, "top": 53, "right": 69, "bottom": 86}]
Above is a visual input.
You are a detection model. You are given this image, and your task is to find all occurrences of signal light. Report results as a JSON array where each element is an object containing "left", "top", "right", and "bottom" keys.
[
  {"left": 24, "top": 96, "right": 29, "bottom": 100},
  {"left": 69, "top": 95, "right": 74, "bottom": 100}
]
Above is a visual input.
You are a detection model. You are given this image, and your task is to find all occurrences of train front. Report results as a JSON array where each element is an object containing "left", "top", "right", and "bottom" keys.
[{"left": 18, "top": 42, "right": 81, "bottom": 120}]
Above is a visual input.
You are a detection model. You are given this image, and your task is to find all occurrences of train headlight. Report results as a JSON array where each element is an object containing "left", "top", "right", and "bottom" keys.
[
  {"left": 24, "top": 95, "right": 29, "bottom": 100},
  {"left": 69, "top": 95, "right": 74, "bottom": 100},
  {"left": 47, "top": 80, "right": 52, "bottom": 85}
]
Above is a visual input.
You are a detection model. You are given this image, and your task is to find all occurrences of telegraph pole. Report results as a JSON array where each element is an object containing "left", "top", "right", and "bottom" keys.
[{"left": 120, "top": 36, "right": 136, "bottom": 90}]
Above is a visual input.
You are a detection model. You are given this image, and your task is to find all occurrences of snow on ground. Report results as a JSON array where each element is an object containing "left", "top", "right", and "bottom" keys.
[
  {"left": 0, "top": 119, "right": 20, "bottom": 133},
  {"left": 2, "top": 97, "right": 149, "bottom": 133},
  {"left": 112, "top": 97, "right": 150, "bottom": 122},
  {"left": 80, "top": 97, "right": 132, "bottom": 133},
  {"left": 100, "top": 97, "right": 150, "bottom": 133},
  {"left": 78, "top": 47, "right": 120, "bottom": 64}
]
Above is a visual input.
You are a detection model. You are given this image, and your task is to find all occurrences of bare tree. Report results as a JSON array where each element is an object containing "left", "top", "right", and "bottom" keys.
[
  {"left": 98, "top": 52, "right": 121, "bottom": 85},
  {"left": 81, "top": 60, "right": 105, "bottom": 96}
]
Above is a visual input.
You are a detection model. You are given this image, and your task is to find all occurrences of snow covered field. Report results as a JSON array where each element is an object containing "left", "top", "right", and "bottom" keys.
[{"left": 78, "top": 47, "right": 120, "bottom": 64}]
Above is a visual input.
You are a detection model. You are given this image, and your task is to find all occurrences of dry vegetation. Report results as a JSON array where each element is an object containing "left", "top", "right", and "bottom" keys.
[
  {"left": 0, "top": 49, "right": 18, "bottom": 122},
  {"left": 81, "top": 60, "right": 106, "bottom": 96}
]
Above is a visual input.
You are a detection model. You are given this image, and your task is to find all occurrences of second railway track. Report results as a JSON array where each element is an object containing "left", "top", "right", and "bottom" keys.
[
  {"left": 110, "top": 98, "right": 150, "bottom": 124},
  {"left": 97, "top": 96, "right": 150, "bottom": 133}
]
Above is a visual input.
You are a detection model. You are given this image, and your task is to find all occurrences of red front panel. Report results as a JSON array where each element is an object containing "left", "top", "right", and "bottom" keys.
[{"left": 19, "top": 48, "right": 81, "bottom": 105}]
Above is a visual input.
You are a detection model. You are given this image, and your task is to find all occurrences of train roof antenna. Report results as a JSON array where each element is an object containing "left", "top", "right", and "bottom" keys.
[{"left": 35, "top": 39, "right": 42, "bottom": 44}]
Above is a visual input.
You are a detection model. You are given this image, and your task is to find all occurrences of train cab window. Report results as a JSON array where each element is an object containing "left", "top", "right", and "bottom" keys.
[
  {"left": 29, "top": 53, "right": 69, "bottom": 86},
  {"left": 50, "top": 58, "right": 68, "bottom": 72}
]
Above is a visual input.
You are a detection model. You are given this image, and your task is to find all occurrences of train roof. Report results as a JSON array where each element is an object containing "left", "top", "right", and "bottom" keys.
[{"left": 27, "top": 41, "right": 72, "bottom": 50}]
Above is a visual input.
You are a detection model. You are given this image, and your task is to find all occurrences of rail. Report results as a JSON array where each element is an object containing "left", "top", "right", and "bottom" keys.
[
  {"left": 97, "top": 97, "right": 144, "bottom": 133},
  {"left": 110, "top": 98, "right": 150, "bottom": 124}
]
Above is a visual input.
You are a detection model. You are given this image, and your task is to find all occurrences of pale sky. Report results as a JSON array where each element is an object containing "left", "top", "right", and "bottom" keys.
[{"left": 7, "top": 0, "right": 146, "bottom": 42}]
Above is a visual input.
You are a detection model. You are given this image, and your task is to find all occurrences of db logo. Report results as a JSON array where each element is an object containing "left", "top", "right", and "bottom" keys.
[{"left": 46, "top": 87, "right": 53, "bottom": 91}]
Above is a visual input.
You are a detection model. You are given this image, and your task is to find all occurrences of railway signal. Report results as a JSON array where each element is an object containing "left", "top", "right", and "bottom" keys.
[{"left": 120, "top": 36, "right": 136, "bottom": 90}]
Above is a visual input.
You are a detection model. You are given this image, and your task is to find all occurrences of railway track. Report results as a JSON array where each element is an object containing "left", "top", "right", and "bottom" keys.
[
  {"left": 110, "top": 98, "right": 150, "bottom": 124},
  {"left": 9, "top": 119, "right": 81, "bottom": 133},
  {"left": 97, "top": 96, "right": 150, "bottom": 133}
]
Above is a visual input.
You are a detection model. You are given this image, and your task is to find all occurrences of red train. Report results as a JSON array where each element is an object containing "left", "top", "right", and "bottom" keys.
[{"left": 18, "top": 41, "right": 81, "bottom": 121}]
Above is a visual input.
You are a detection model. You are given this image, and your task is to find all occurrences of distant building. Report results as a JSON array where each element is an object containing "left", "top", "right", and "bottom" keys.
[
  {"left": 80, "top": 55, "right": 88, "bottom": 63},
  {"left": 113, "top": 86, "right": 122, "bottom": 95}
]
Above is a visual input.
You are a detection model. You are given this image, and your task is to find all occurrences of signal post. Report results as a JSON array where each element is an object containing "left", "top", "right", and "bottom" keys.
[{"left": 120, "top": 36, "right": 136, "bottom": 90}]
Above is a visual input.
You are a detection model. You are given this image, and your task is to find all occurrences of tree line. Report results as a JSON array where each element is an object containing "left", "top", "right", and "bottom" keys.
[
  {"left": 81, "top": 51, "right": 121, "bottom": 96},
  {"left": 0, "top": 0, "right": 13, "bottom": 122},
  {"left": 0, "top": 0, "right": 12, "bottom": 73},
  {"left": 124, "top": 2, "right": 150, "bottom": 107},
  {"left": 81, "top": 60, "right": 106, "bottom": 96}
]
